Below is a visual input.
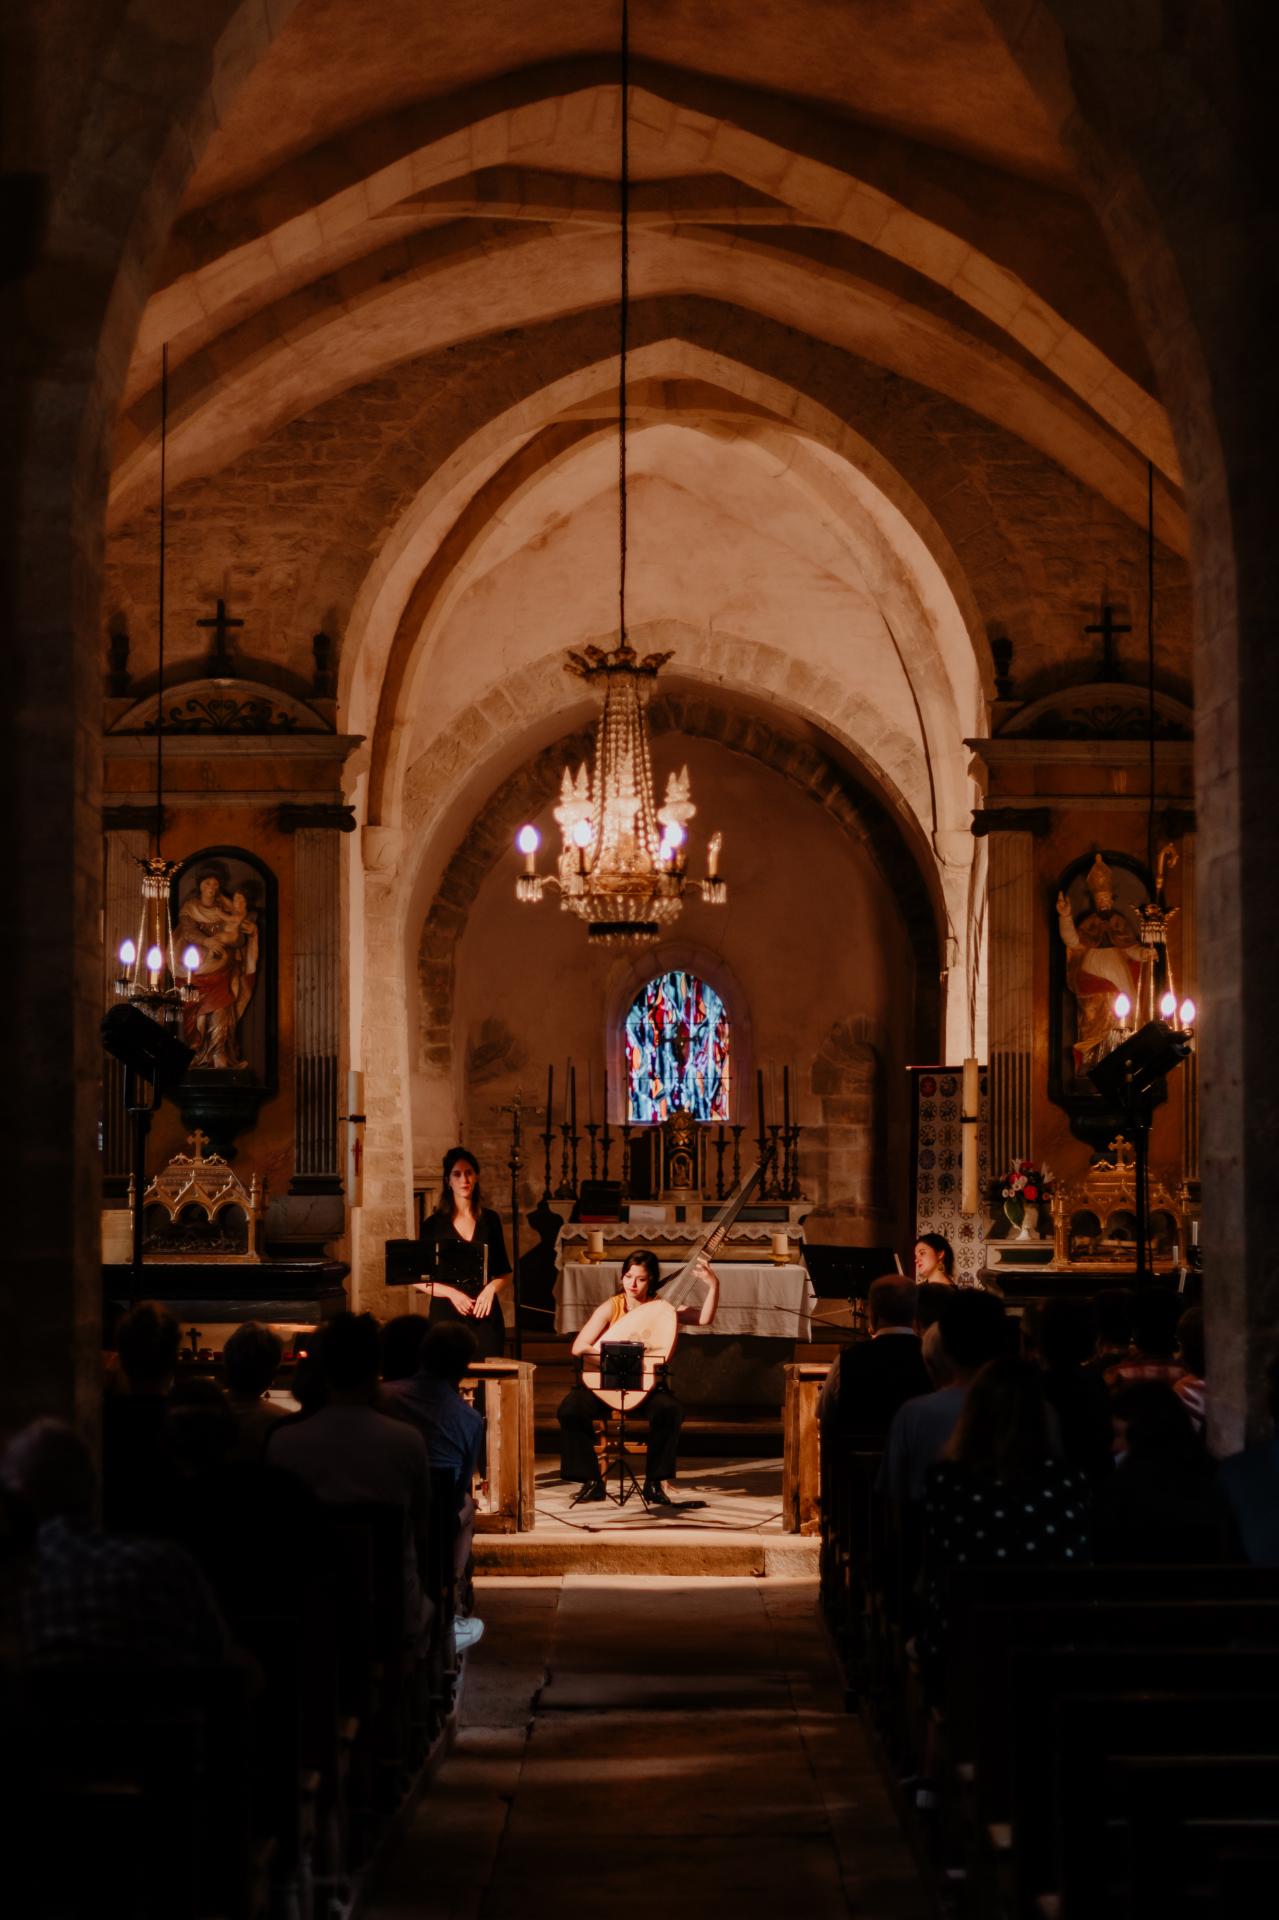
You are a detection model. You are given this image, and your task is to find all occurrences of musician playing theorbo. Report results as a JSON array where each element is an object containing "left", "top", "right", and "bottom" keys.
[{"left": 557, "top": 1248, "right": 719, "bottom": 1507}]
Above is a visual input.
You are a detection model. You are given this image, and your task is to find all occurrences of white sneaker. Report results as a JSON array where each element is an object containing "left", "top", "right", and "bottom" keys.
[{"left": 453, "top": 1615, "right": 485, "bottom": 1653}]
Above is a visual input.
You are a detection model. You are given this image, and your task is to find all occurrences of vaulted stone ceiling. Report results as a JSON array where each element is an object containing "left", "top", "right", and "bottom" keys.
[{"left": 102, "top": 0, "right": 1193, "bottom": 1070}]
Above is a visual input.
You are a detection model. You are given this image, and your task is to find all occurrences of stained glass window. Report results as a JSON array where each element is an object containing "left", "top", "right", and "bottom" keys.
[{"left": 624, "top": 971, "right": 730, "bottom": 1123}]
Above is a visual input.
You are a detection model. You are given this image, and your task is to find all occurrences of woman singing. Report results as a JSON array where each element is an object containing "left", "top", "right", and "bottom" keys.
[{"left": 415, "top": 1146, "right": 512, "bottom": 1359}]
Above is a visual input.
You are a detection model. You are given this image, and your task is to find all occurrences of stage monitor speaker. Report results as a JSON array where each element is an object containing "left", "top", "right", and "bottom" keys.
[{"left": 100, "top": 1004, "right": 194, "bottom": 1092}]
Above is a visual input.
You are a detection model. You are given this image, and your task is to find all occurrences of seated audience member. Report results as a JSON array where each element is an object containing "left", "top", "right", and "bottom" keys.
[
  {"left": 268, "top": 1312, "right": 433, "bottom": 1641},
  {"left": 166, "top": 1378, "right": 324, "bottom": 1634},
  {"left": 1106, "top": 1286, "right": 1185, "bottom": 1390},
  {"left": 921, "top": 1358, "right": 1091, "bottom": 1690},
  {"left": 1173, "top": 1303, "right": 1206, "bottom": 1430},
  {"left": 221, "top": 1321, "right": 287, "bottom": 1462},
  {"left": 882, "top": 1288, "right": 1008, "bottom": 1506},
  {"left": 914, "top": 1282, "right": 953, "bottom": 1335},
  {"left": 819, "top": 1276, "right": 931, "bottom": 1442},
  {"left": 383, "top": 1322, "right": 484, "bottom": 1650},
  {"left": 1084, "top": 1286, "right": 1134, "bottom": 1378},
  {"left": 381, "top": 1313, "right": 428, "bottom": 1385},
  {"left": 920, "top": 1321, "right": 954, "bottom": 1388},
  {"left": 1026, "top": 1296, "right": 1114, "bottom": 1486},
  {"left": 1219, "top": 1351, "right": 1279, "bottom": 1566},
  {"left": 1094, "top": 1381, "right": 1238, "bottom": 1563},
  {"left": 102, "top": 1301, "right": 182, "bottom": 1534},
  {"left": 2, "top": 1419, "right": 229, "bottom": 1667}
]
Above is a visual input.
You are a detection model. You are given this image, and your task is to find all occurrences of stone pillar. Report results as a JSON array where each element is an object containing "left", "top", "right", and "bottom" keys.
[
  {"left": 1177, "top": 835, "right": 1199, "bottom": 1184},
  {"left": 984, "top": 825, "right": 1040, "bottom": 1185},
  {"left": 291, "top": 828, "right": 342, "bottom": 1192}
]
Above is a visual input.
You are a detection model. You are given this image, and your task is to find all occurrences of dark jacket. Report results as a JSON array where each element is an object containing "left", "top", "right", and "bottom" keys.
[{"left": 822, "top": 1331, "right": 932, "bottom": 1444}]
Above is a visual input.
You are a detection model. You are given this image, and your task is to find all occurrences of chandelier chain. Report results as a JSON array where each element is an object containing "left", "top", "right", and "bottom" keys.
[
  {"left": 155, "top": 342, "right": 168, "bottom": 857},
  {"left": 618, "top": 0, "right": 630, "bottom": 646}
]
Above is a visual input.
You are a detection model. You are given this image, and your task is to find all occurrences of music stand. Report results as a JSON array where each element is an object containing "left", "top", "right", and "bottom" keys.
[{"left": 573, "top": 1342, "right": 668, "bottom": 1510}]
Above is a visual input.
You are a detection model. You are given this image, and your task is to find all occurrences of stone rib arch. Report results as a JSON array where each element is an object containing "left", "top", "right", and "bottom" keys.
[
  {"left": 109, "top": 217, "right": 1184, "bottom": 538},
  {"left": 137, "top": 59, "right": 1168, "bottom": 478},
  {"left": 343, "top": 332, "right": 997, "bottom": 837}
]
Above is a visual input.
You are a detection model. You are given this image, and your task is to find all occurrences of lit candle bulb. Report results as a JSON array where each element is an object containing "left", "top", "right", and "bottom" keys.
[
  {"left": 145, "top": 943, "right": 163, "bottom": 987},
  {"left": 1113, "top": 992, "right": 1132, "bottom": 1023},
  {"left": 182, "top": 944, "right": 200, "bottom": 982},
  {"left": 516, "top": 823, "right": 539, "bottom": 874},
  {"left": 572, "top": 818, "right": 592, "bottom": 848},
  {"left": 1179, "top": 997, "right": 1197, "bottom": 1028},
  {"left": 1160, "top": 990, "right": 1177, "bottom": 1020},
  {"left": 118, "top": 938, "right": 137, "bottom": 968}
]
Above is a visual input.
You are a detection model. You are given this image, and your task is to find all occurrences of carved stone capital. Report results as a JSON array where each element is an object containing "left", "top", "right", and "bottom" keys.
[
  {"left": 104, "top": 804, "right": 166, "bottom": 834},
  {"left": 971, "top": 807, "right": 1052, "bottom": 838},
  {"left": 276, "top": 803, "right": 357, "bottom": 834}
]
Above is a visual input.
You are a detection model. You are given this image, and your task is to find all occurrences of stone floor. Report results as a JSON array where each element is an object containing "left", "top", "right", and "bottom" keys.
[{"left": 361, "top": 1574, "right": 928, "bottom": 1918}]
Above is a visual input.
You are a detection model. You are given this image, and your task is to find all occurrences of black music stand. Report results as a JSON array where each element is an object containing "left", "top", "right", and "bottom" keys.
[{"left": 573, "top": 1344, "right": 668, "bottom": 1510}]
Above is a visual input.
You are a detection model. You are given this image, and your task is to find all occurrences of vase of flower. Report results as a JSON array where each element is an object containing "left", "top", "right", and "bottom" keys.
[{"left": 1001, "top": 1159, "right": 1053, "bottom": 1240}]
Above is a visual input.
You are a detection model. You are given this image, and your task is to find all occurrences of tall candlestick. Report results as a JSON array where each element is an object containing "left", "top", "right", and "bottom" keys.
[
  {"left": 756, "top": 1067, "right": 766, "bottom": 1154},
  {"left": 588, "top": 1064, "right": 594, "bottom": 1127},
  {"left": 545, "top": 1064, "right": 554, "bottom": 1141},
  {"left": 570, "top": 1062, "right": 577, "bottom": 1136},
  {"left": 782, "top": 1065, "right": 792, "bottom": 1198}
]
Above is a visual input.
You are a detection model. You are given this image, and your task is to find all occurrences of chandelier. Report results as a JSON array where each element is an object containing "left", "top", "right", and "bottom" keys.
[
  {"left": 114, "top": 341, "right": 200, "bottom": 1031},
  {"left": 512, "top": 0, "right": 726, "bottom": 946}
]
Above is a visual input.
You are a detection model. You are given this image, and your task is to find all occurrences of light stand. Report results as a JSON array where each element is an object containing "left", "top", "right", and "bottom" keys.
[
  {"left": 1089, "top": 1016, "right": 1193, "bottom": 1286},
  {"left": 101, "top": 1004, "right": 194, "bottom": 1306}
]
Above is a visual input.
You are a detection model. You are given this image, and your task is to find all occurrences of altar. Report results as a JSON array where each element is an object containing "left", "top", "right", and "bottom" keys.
[{"left": 555, "top": 1259, "right": 816, "bottom": 1339}]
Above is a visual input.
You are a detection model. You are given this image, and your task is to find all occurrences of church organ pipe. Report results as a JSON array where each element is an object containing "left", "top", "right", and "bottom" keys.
[
  {"left": 986, "top": 828, "right": 1037, "bottom": 1188},
  {"left": 293, "top": 827, "right": 341, "bottom": 1188}
]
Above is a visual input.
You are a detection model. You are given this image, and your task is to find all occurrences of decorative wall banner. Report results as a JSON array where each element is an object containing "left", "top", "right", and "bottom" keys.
[{"left": 909, "top": 1065, "right": 991, "bottom": 1288}]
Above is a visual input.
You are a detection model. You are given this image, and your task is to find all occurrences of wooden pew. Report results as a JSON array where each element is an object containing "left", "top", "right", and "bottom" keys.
[{"left": 1017, "top": 1690, "right": 1279, "bottom": 1918}]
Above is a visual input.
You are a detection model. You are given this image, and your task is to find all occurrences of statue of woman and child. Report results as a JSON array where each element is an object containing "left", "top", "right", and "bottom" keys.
[{"left": 174, "top": 867, "right": 261, "bottom": 1071}]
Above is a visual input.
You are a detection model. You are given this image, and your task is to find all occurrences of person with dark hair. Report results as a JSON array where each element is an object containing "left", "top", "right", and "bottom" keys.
[
  {"left": 1173, "top": 1303, "right": 1206, "bottom": 1429},
  {"left": 1084, "top": 1287, "right": 1134, "bottom": 1377},
  {"left": 556, "top": 1248, "right": 719, "bottom": 1506},
  {"left": 921, "top": 1359, "right": 1091, "bottom": 1690},
  {"left": 222, "top": 1321, "right": 286, "bottom": 1461},
  {"left": 882, "top": 1288, "right": 1008, "bottom": 1505},
  {"left": 384, "top": 1322, "right": 485, "bottom": 1650},
  {"left": 1025, "top": 1296, "right": 1113, "bottom": 1486},
  {"left": 1094, "top": 1381, "right": 1238, "bottom": 1563},
  {"left": 102, "top": 1301, "right": 183, "bottom": 1534},
  {"left": 267, "top": 1312, "right": 434, "bottom": 1638},
  {"left": 2, "top": 1419, "right": 230, "bottom": 1668},
  {"left": 819, "top": 1275, "right": 931, "bottom": 1442},
  {"left": 1107, "top": 1286, "right": 1186, "bottom": 1390},
  {"left": 913, "top": 1233, "right": 955, "bottom": 1284},
  {"left": 1219, "top": 1351, "right": 1279, "bottom": 1565},
  {"left": 415, "top": 1146, "right": 512, "bottom": 1357},
  {"left": 914, "top": 1281, "right": 952, "bottom": 1334},
  {"left": 380, "top": 1313, "right": 428, "bottom": 1384}
]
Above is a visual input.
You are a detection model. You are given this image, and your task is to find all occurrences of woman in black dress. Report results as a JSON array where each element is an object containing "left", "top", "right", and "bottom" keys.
[{"left": 415, "top": 1146, "right": 511, "bottom": 1359}]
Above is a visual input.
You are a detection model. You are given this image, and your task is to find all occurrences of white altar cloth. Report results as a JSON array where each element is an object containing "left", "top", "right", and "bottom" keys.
[{"left": 555, "top": 1260, "right": 816, "bottom": 1339}]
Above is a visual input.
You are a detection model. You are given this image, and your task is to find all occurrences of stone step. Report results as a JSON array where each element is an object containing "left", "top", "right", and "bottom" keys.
[{"left": 475, "top": 1530, "right": 818, "bottom": 1578}]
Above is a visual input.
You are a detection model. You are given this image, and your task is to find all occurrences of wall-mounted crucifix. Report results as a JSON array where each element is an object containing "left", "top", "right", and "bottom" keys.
[
  {"left": 1084, "top": 602, "right": 1131, "bottom": 682},
  {"left": 197, "top": 598, "right": 244, "bottom": 675}
]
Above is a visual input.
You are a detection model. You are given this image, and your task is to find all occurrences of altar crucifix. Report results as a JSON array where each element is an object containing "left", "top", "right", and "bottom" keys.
[
  {"left": 1084, "top": 602, "right": 1131, "bottom": 682},
  {"left": 197, "top": 598, "right": 244, "bottom": 674}
]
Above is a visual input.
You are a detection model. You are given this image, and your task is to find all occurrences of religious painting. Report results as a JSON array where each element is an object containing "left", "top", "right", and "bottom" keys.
[
  {"left": 625, "top": 971, "right": 730, "bottom": 1123},
  {"left": 1048, "top": 849, "right": 1161, "bottom": 1148},
  {"left": 170, "top": 848, "right": 276, "bottom": 1086}
]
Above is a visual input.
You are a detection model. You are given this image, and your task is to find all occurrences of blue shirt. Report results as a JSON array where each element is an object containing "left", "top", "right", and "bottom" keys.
[{"left": 385, "top": 1372, "right": 484, "bottom": 1487}]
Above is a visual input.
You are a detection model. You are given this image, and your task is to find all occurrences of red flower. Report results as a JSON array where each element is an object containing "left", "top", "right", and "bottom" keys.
[{"left": 1023, "top": 1185, "right": 1039, "bottom": 1201}]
